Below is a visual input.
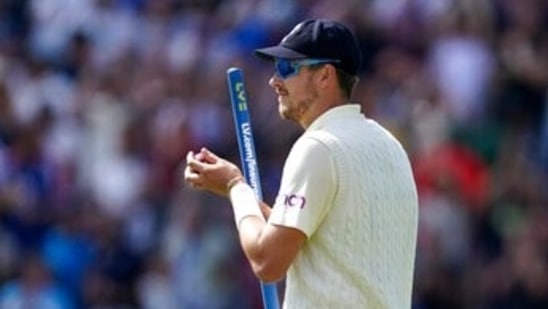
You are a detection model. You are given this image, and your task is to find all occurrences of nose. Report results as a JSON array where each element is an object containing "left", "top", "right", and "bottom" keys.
[{"left": 269, "top": 74, "right": 282, "bottom": 88}]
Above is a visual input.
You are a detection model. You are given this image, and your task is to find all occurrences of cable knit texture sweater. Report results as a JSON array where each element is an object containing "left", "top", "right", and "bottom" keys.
[{"left": 282, "top": 105, "right": 418, "bottom": 309}]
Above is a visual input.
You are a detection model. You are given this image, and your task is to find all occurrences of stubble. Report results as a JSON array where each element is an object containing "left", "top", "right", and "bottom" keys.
[{"left": 279, "top": 75, "right": 319, "bottom": 123}]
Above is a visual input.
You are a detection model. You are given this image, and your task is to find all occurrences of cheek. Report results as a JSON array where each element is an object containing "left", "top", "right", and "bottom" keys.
[{"left": 285, "top": 83, "right": 304, "bottom": 101}]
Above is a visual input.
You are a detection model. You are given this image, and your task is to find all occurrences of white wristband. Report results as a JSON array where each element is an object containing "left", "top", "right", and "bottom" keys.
[{"left": 229, "top": 182, "right": 265, "bottom": 229}]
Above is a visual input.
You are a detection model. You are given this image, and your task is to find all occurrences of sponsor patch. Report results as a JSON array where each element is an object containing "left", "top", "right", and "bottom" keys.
[{"left": 276, "top": 193, "right": 307, "bottom": 209}]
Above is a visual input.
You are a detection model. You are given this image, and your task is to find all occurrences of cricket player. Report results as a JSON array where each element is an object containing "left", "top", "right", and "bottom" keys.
[{"left": 184, "top": 19, "right": 419, "bottom": 308}]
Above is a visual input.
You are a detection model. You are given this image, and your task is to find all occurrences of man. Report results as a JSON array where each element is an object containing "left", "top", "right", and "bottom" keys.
[{"left": 184, "top": 19, "right": 419, "bottom": 308}]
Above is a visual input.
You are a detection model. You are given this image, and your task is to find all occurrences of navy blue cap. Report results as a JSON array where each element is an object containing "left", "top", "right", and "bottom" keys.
[{"left": 254, "top": 19, "right": 362, "bottom": 76}]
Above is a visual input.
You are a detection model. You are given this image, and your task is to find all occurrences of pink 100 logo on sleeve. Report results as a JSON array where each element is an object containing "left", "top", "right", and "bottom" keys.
[{"left": 277, "top": 193, "right": 307, "bottom": 209}]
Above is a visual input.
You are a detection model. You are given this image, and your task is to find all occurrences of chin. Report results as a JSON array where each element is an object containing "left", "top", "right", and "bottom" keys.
[
  {"left": 278, "top": 104, "right": 290, "bottom": 120},
  {"left": 278, "top": 102, "right": 286, "bottom": 116},
  {"left": 278, "top": 97, "right": 295, "bottom": 120}
]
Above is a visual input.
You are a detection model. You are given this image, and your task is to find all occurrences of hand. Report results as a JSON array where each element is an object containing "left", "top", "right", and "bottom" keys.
[{"left": 184, "top": 147, "right": 244, "bottom": 197}]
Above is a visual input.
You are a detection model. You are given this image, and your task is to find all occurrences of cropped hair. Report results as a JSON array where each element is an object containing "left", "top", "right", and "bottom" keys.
[{"left": 310, "top": 63, "right": 359, "bottom": 100}]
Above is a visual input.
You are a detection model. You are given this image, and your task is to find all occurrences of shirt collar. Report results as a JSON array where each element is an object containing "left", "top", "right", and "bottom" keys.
[{"left": 306, "top": 104, "right": 362, "bottom": 131}]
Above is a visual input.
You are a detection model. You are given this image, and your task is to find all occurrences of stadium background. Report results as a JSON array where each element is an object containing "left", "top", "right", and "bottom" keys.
[{"left": 0, "top": 0, "right": 546, "bottom": 308}]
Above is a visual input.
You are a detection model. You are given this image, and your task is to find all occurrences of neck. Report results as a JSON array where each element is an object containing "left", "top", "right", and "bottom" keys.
[{"left": 300, "top": 98, "right": 346, "bottom": 129}]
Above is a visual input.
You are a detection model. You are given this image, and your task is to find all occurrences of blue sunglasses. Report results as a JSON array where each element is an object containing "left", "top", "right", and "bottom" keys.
[{"left": 274, "top": 58, "right": 340, "bottom": 80}]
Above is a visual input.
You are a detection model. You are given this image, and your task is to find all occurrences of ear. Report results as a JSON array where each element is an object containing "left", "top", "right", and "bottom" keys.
[{"left": 316, "top": 64, "right": 337, "bottom": 88}]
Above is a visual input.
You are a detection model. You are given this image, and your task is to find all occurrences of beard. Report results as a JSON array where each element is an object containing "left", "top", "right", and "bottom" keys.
[{"left": 279, "top": 75, "right": 319, "bottom": 122}]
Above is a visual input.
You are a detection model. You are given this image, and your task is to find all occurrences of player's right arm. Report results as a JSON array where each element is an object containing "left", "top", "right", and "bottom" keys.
[
  {"left": 259, "top": 201, "right": 273, "bottom": 218},
  {"left": 184, "top": 148, "right": 306, "bottom": 282}
]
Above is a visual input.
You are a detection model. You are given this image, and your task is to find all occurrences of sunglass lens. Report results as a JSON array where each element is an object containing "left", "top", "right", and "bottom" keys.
[{"left": 275, "top": 59, "right": 295, "bottom": 79}]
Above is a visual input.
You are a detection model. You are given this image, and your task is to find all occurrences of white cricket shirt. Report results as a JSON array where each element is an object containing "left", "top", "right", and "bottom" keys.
[{"left": 269, "top": 104, "right": 418, "bottom": 308}]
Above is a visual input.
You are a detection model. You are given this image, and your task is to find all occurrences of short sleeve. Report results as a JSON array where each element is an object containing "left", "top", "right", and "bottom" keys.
[{"left": 268, "top": 135, "right": 337, "bottom": 238}]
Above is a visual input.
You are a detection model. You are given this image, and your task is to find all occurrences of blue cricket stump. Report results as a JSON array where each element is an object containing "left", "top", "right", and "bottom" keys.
[{"left": 226, "top": 67, "right": 280, "bottom": 309}]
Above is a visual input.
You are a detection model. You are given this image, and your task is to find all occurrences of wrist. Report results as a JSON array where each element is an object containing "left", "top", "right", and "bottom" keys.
[
  {"left": 227, "top": 175, "right": 245, "bottom": 191},
  {"left": 229, "top": 181, "right": 264, "bottom": 229}
]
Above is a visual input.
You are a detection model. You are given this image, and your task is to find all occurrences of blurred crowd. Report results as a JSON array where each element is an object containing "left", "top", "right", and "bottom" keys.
[{"left": 0, "top": 0, "right": 547, "bottom": 308}]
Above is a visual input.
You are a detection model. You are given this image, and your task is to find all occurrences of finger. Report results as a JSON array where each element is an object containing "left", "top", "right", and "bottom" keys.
[
  {"left": 184, "top": 165, "right": 198, "bottom": 180},
  {"left": 186, "top": 151, "right": 206, "bottom": 173},
  {"left": 186, "top": 151, "right": 195, "bottom": 164},
  {"left": 184, "top": 168, "right": 202, "bottom": 187},
  {"left": 194, "top": 151, "right": 206, "bottom": 162},
  {"left": 200, "top": 147, "right": 219, "bottom": 163}
]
